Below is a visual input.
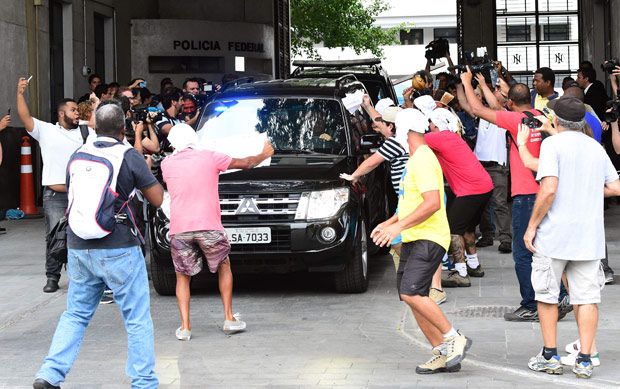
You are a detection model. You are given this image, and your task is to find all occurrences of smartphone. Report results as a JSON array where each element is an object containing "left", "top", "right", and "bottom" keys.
[
  {"left": 203, "top": 82, "right": 213, "bottom": 92},
  {"left": 139, "top": 81, "right": 147, "bottom": 88},
  {"left": 490, "top": 69, "right": 499, "bottom": 88},
  {"left": 7, "top": 108, "right": 10, "bottom": 115}
]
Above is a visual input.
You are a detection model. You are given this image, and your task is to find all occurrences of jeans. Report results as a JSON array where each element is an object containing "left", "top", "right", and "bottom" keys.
[
  {"left": 512, "top": 195, "right": 567, "bottom": 311},
  {"left": 35, "top": 246, "right": 158, "bottom": 388},
  {"left": 479, "top": 163, "right": 512, "bottom": 244},
  {"left": 43, "top": 188, "right": 67, "bottom": 281}
]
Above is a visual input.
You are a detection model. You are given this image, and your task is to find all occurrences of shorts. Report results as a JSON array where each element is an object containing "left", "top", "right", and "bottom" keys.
[
  {"left": 446, "top": 191, "right": 492, "bottom": 236},
  {"left": 170, "top": 230, "right": 231, "bottom": 276},
  {"left": 531, "top": 253, "right": 605, "bottom": 305},
  {"left": 397, "top": 240, "right": 446, "bottom": 298}
]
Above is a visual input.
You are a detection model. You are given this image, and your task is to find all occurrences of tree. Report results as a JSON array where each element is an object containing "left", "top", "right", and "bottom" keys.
[{"left": 290, "top": 0, "right": 404, "bottom": 60}]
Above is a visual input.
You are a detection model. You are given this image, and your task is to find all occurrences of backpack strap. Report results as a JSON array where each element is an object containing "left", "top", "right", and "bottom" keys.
[{"left": 78, "top": 124, "right": 90, "bottom": 144}]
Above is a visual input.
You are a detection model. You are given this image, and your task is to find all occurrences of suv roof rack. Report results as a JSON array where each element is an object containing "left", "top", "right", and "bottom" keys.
[
  {"left": 334, "top": 74, "right": 359, "bottom": 89},
  {"left": 222, "top": 76, "right": 255, "bottom": 91},
  {"left": 292, "top": 58, "right": 381, "bottom": 69}
]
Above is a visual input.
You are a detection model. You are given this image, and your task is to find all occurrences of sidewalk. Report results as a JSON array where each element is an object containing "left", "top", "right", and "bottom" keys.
[{"left": 402, "top": 203, "right": 620, "bottom": 388}]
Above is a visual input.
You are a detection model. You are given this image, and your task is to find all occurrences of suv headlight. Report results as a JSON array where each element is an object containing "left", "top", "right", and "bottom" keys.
[
  {"left": 295, "top": 188, "right": 349, "bottom": 221},
  {"left": 160, "top": 191, "right": 171, "bottom": 220}
]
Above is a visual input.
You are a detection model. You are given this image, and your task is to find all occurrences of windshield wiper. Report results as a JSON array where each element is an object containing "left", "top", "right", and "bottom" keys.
[{"left": 274, "top": 148, "right": 319, "bottom": 155}]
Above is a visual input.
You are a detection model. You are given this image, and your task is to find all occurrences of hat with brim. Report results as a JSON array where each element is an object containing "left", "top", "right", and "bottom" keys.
[
  {"left": 374, "top": 98, "right": 395, "bottom": 115},
  {"left": 547, "top": 97, "right": 586, "bottom": 122},
  {"left": 375, "top": 106, "right": 402, "bottom": 123}
]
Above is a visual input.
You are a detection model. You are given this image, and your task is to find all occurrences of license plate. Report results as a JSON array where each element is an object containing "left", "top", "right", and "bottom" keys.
[{"left": 225, "top": 227, "right": 271, "bottom": 244}]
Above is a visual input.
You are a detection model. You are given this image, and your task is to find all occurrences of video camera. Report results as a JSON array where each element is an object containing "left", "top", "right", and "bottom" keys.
[
  {"left": 425, "top": 38, "right": 450, "bottom": 65},
  {"left": 601, "top": 58, "right": 620, "bottom": 74},
  {"left": 448, "top": 62, "right": 495, "bottom": 73},
  {"left": 130, "top": 104, "right": 164, "bottom": 123},
  {"left": 449, "top": 49, "right": 498, "bottom": 87},
  {"left": 604, "top": 94, "right": 620, "bottom": 123}
]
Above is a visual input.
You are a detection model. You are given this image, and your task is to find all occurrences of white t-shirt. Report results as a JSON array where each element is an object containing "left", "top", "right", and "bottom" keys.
[
  {"left": 474, "top": 118, "right": 507, "bottom": 165},
  {"left": 535, "top": 131, "right": 619, "bottom": 260},
  {"left": 29, "top": 118, "right": 95, "bottom": 186}
]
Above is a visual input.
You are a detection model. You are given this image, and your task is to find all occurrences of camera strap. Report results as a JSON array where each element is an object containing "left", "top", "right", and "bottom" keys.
[{"left": 78, "top": 124, "right": 90, "bottom": 144}]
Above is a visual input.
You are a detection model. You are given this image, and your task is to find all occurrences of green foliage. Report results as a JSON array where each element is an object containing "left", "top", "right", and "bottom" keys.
[{"left": 290, "top": 0, "right": 405, "bottom": 60}]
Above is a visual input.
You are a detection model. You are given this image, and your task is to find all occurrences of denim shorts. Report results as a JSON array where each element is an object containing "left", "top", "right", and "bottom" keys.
[{"left": 170, "top": 230, "right": 230, "bottom": 276}]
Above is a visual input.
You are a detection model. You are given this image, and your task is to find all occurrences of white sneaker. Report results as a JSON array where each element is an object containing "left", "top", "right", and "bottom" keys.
[
  {"left": 175, "top": 326, "right": 191, "bottom": 341},
  {"left": 223, "top": 318, "right": 246, "bottom": 334},
  {"left": 565, "top": 339, "right": 581, "bottom": 354},
  {"left": 561, "top": 351, "right": 600, "bottom": 367}
]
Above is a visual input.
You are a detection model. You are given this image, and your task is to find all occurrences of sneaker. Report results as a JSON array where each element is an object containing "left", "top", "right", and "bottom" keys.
[
  {"left": 175, "top": 326, "right": 191, "bottom": 341},
  {"left": 467, "top": 264, "right": 485, "bottom": 277},
  {"left": 565, "top": 339, "right": 580, "bottom": 354},
  {"left": 441, "top": 271, "right": 471, "bottom": 287},
  {"left": 498, "top": 241, "right": 512, "bottom": 253},
  {"left": 504, "top": 306, "right": 539, "bottom": 322},
  {"left": 444, "top": 331, "right": 472, "bottom": 368},
  {"left": 429, "top": 288, "right": 447, "bottom": 305},
  {"left": 528, "top": 352, "right": 563, "bottom": 375},
  {"left": 223, "top": 318, "right": 246, "bottom": 335},
  {"left": 573, "top": 361, "right": 593, "bottom": 378},
  {"left": 99, "top": 294, "right": 114, "bottom": 304},
  {"left": 475, "top": 237, "right": 493, "bottom": 247},
  {"left": 415, "top": 349, "right": 461, "bottom": 374},
  {"left": 557, "top": 294, "right": 573, "bottom": 321},
  {"left": 0, "top": 227, "right": 6, "bottom": 235},
  {"left": 561, "top": 352, "right": 600, "bottom": 367},
  {"left": 33, "top": 378, "right": 60, "bottom": 389}
]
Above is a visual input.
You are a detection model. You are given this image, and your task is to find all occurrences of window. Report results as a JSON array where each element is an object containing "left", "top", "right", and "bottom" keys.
[
  {"left": 400, "top": 29, "right": 423, "bottom": 45},
  {"left": 543, "top": 24, "right": 569, "bottom": 41},
  {"left": 434, "top": 28, "right": 457, "bottom": 43},
  {"left": 507, "top": 25, "right": 532, "bottom": 42}
]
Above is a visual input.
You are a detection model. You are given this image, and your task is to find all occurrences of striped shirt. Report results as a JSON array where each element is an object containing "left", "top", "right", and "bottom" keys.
[{"left": 377, "top": 136, "right": 409, "bottom": 193}]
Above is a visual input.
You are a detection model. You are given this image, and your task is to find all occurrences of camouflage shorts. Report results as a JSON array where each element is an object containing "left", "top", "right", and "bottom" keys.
[{"left": 170, "top": 230, "right": 230, "bottom": 276}]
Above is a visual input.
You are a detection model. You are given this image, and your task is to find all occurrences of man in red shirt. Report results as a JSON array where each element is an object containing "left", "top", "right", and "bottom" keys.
[
  {"left": 461, "top": 68, "right": 571, "bottom": 322},
  {"left": 424, "top": 109, "right": 494, "bottom": 287},
  {"left": 161, "top": 124, "right": 273, "bottom": 340}
]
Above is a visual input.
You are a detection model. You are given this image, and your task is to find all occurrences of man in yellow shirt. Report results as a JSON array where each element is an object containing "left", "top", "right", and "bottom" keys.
[{"left": 371, "top": 108, "right": 472, "bottom": 374}]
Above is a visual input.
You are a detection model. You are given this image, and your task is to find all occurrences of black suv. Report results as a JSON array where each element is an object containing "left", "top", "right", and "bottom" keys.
[
  {"left": 291, "top": 58, "right": 398, "bottom": 105},
  {"left": 149, "top": 76, "right": 394, "bottom": 295}
]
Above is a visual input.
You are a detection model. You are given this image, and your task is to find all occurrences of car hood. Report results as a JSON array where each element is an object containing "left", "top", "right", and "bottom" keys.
[{"left": 218, "top": 154, "right": 355, "bottom": 192}]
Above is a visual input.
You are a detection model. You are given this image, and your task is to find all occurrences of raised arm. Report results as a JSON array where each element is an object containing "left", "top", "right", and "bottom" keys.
[
  {"left": 16, "top": 78, "right": 34, "bottom": 132},
  {"left": 461, "top": 68, "right": 498, "bottom": 124},
  {"left": 228, "top": 141, "right": 274, "bottom": 170},
  {"left": 475, "top": 73, "right": 502, "bottom": 111},
  {"left": 455, "top": 82, "right": 474, "bottom": 118}
]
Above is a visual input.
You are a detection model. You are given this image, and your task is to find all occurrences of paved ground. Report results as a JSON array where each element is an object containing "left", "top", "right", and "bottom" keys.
[{"left": 1, "top": 205, "right": 620, "bottom": 388}]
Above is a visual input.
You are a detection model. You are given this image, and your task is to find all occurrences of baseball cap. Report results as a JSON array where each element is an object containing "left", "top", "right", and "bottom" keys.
[
  {"left": 413, "top": 95, "right": 438, "bottom": 117},
  {"left": 374, "top": 98, "right": 395, "bottom": 115},
  {"left": 393, "top": 108, "right": 428, "bottom": 149},
  {"left": 429, "top": 108, "right": 459, "bottom": 133},
  {"left": 547, "top": 97, "right": 586, "bottom": 122},
  {"left": 375, "top": 106, "right": 402, "bottom": 123}
]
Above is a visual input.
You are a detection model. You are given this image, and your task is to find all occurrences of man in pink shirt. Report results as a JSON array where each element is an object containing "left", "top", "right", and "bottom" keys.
[
  {"left": 424, "top": 109, "right": 494, "bottom": 287},
  {"left": 161, "top": 124, "right": 273, "bottom": 340}
]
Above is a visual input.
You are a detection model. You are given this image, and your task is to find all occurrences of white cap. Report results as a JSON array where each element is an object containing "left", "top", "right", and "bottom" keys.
[
  {"left": 429, "top": 108, "right": 459, "bottom": 133},
  {"left": 414, "top": 95, "right": 437, "bottom": 118},
  {"left": 168, "top": 123, "right": 200, "bottom": 153},
  {"left": 394, "top": 108, "right": 429, "bottom": 149},
  {"left": 374, "top": 98, "right": 395, "bottom": 115}
]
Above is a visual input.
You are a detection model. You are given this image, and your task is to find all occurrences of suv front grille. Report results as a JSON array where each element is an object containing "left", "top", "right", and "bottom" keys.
[
  {"left": 220, "top": 193, "right": 301, "bottom": 221},
  {"left": 230, "top": 228, "right": 291, "bottom": 253}
]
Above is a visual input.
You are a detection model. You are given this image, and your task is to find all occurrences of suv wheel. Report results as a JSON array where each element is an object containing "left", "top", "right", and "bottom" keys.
[
  {"left": 149, "top": 244, "right": 177, "bottom": 296},
  {"left": 333, "top": 218, "right": 369, "bottom": 293}
]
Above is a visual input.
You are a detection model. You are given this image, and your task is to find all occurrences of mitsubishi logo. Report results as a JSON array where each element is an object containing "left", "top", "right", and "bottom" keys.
[{"left": 236, "top": 198, "right": 260, "bottom": 215}]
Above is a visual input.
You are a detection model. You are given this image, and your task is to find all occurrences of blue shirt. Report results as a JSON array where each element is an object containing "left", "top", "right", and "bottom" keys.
[{"left": 584, "top": 111, "right": 602, "bottom": 143}]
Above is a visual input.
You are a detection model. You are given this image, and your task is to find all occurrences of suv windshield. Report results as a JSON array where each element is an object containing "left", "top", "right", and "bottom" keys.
[{"left": 196, "top": 97, "right": 347, "bottom": 155}]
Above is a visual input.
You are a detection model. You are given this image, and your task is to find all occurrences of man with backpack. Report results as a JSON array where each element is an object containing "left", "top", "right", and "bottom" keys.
[
  {"left": 33, "top": 101, "right": 164, "bottom": 389},
  {"left": 16, "top": 77, "right": 95, "bottom": 293}
]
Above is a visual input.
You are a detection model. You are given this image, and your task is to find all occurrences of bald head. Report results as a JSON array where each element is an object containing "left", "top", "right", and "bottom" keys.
[
  {"left": 508, "top": 83, "right": 531, "bottom": 106},
  {"left": 562, "top": 87, "right": 585, "bottom": 102}
]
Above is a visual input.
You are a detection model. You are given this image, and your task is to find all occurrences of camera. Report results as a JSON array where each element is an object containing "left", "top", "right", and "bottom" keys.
[
  {"left": 521, "top": 116, "right": 542, "bottom": 129},
  {"left": 601, "top": 58, "right": 620, "bottom": 74},
  {"left": 130, "top": 104, "right": 163, "bottom": 123},
  {"left": 604, "top": 98, "right": 620, "bottom": 123},
  {"left": 425, "top": 38, "right": 450, "bottom": 65},
  {"left": 448, "top": 62, "right": 494, "bottom": 73}
]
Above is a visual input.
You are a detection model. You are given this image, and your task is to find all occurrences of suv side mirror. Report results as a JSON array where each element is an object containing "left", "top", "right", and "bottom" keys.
[{"left": 360, "top": 133, "right": 383, "bottom": 151}]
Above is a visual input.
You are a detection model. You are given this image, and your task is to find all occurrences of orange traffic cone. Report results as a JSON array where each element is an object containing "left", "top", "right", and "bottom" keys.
[{"left": 20, "top": 136, "right": 40, "bottom": 216}]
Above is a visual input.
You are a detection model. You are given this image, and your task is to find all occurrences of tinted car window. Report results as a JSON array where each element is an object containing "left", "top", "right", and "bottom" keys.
[{"left": 196, "top": 98, "right": 347, "bottom": 155}]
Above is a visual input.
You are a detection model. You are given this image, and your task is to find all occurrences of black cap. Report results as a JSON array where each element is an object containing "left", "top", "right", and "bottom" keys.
[{"left": 547, "top": 97, "right": 586, "bottom": 122}]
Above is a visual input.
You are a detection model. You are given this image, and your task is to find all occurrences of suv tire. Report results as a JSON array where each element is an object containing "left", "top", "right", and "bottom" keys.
[
  {"left": 334, "top": 217, "right": 369, "bottom": 293},
  {"left": 150, "top": 244, "right": 177, "bottom": 296}
]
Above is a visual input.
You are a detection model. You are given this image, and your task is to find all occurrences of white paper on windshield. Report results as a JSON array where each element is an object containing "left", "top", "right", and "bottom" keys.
[
  {"left": 342, "top": 90, "right": 365, "bottom": 114},
  {"left": 201, "top": 131, "right": 271, "bottom": 174}
]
